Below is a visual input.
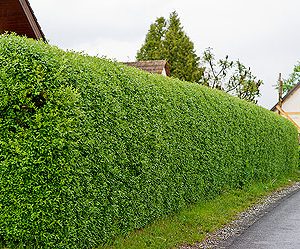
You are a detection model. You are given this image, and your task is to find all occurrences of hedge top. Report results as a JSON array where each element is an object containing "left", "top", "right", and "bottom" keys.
[{"left": 0, "top": 34, "right": 298, "bottom": 249}]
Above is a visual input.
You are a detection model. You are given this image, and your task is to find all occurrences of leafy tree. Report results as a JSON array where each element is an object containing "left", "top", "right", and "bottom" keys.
[
  {"left": 137, "top": 11, "right": 202, "bottom": 82},
  {"left": 283, "top": 62, "right": 300, "bottom": 94},
  {"left": 137, "top": 13, "right": 262, "bottom": 103},
  {"left": 200, "top": 48, "right": 263, "bottom": 103}
]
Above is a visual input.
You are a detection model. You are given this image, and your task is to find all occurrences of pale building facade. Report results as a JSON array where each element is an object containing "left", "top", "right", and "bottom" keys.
[{"left": 271, "top": 82, "right": 300, "bottom": 131}]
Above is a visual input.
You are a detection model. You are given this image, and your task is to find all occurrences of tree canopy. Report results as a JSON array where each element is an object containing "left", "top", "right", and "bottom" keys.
[
  {"left": 136, "top": 17, "right": 166, "bottom": 61},
  {"left": 137, "top": 11, "right": 202, "bottom": 82},
  {"left": 137, "top": 12, "right": 262, "bottom": 104},
  {"left": 199, "top": 48, "right": 263, "bottom": 103}
]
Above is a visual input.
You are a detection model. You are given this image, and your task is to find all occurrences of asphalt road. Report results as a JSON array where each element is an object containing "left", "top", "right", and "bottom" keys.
[{"left": 227, "top": 189, "right": 300, "bottom": 249}]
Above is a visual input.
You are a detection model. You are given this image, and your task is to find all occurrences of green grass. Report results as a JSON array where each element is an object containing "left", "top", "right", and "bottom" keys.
[{"left": 99, "top": 171, "right": 300, "bottom": 249}]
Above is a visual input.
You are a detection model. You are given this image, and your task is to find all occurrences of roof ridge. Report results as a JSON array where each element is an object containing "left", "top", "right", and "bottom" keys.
[
  {"left": 122, "top": 60, "right": 170, "bottom": 76},
  {"left": 19, "top": 0, "right": 46, "bottom": 41}
]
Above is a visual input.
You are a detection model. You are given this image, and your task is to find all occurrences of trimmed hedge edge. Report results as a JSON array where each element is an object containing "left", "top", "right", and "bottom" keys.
[{"left": 0, "top": 34, "right": 298, "bottom": 249}]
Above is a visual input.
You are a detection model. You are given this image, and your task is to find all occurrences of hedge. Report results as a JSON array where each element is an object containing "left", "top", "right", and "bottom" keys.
[{"left": 0, "top": 34, "right": 298, "bottom": 249}]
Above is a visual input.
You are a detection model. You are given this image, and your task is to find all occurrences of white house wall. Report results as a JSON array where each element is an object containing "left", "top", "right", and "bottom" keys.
[
  {"left": 161, "top": 68, "right": 167, "bottom": 76},
  {"left": 282, "top": 89, "right": 300, "bottom": 127}
]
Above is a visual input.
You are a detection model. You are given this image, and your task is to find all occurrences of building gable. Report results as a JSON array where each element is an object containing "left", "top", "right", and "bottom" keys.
[
  {"left": 271, "top": 82, "right": 300, "bottom": 111},
  {"left": 271, "top": 82, "right": 300, "bottom": 131},
  {"left": 0, "top": 0, "right": 45, "bottom": 40}
]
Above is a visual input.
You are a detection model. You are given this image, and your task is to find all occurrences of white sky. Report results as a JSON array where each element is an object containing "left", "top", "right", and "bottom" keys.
[{"left": 30, "top": 0, "right": 300, "bottom": 109}]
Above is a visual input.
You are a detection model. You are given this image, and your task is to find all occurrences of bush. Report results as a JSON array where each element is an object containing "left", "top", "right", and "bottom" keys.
[{"left": 0, "top": 34, "right": 298, "bottom": 248}]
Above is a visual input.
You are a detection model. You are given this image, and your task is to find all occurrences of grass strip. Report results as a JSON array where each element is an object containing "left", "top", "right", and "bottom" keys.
[{"left": 100, "top": 171, "right": 300, "bottom": 249}]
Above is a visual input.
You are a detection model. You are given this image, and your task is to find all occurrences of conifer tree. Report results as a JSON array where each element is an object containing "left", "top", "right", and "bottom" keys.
[
  {"left": 136, "top": 17, "right": 167, "bottom": 61},
  {"left": 137, "top": 11, "right": 202, "bottom": 82}
]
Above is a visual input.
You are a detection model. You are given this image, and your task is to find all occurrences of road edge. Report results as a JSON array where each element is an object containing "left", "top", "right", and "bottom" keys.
[{"left": 179, "top": 181, "right": 300, "bottom": 249}]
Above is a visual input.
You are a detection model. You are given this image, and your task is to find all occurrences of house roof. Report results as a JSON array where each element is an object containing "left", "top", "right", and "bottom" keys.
[
  {"left": 0, "top": 0, "right": 45, "bottom": 41},
  {"left": 123, "top": 60, "right": 170, "bottom": 76},
  {"left": 271, "top": 82, "right": 300, "bottom": 111}
]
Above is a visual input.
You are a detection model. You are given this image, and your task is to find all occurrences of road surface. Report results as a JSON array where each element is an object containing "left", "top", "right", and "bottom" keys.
[{"left": 228, "top": 189, "right": 300, "bottom": 249}]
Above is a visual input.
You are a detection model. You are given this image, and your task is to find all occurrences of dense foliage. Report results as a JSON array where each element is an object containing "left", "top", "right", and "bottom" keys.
[
  {"left": 0, "top": 35, "right": 298, "bottom": 249},
  {"left": 136, "top": 11, "right": 202, "bottom": 82},
  {"left": 136, "top": 12, "right": 262, "bottom": 102},
  {"left": 200, "top": 48, "right": 263, "bottom": 103}
]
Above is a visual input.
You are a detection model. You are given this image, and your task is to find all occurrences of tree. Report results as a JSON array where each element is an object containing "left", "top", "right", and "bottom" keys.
[
  {"left": 136, "top": 17, "right": 167, "bottom": 60},
  {"left": 137, "top": 12, "right": 262, "bottom": 103},
  {"left": 137, "top": 11, "right": 202, "bottom": 82},
  {"left": 283, "top": 62, "right": 300, "bottom": 94},
  {"left": 200, "top": 48, "right": 263, "bottom": 103}
]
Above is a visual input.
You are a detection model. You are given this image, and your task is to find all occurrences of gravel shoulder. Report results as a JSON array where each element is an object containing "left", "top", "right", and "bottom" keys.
[{"left": 178, "top": 181, "right": 300, "bottom": 249}]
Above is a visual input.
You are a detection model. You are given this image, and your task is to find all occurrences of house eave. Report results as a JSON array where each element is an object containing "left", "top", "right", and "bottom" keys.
[{"left": 270, "top": 82, "right": 300, "bottom": 111}]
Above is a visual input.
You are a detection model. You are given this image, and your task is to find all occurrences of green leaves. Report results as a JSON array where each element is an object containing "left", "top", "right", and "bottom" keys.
[
  {"left": 283, "top": 62, "right": 300, "bottom": 94},
  {"left": 0, "top": 34, "right": 298, "bottom": 249},
  {"left": 200, "top": 48, "right": 262, "bottom": 103},
  {"left": 136, "top": 11, "right": 202, "bottom": 83}
]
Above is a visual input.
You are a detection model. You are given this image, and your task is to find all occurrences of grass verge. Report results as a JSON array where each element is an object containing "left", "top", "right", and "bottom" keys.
[{"left": 100, "top": 171, "right": 300, "bottom": 249}]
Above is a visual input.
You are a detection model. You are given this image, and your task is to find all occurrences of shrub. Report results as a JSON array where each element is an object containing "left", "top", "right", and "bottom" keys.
[{"left": 0, "top": 34, "right": 298, "bottom": 248}]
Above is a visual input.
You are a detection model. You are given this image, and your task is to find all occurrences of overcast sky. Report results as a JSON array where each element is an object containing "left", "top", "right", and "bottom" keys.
[{"left": 30, "top": 0, "right": 300, "bottom": 109}]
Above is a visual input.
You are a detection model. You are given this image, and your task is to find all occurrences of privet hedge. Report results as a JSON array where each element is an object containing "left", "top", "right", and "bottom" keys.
[{"left": 0, "top": 34, "right": 298, "bottom": 248}]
